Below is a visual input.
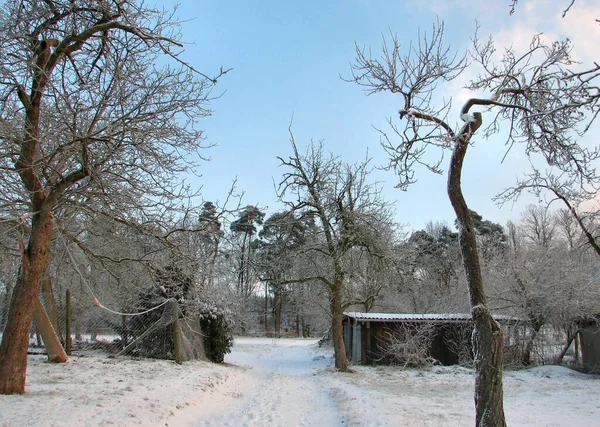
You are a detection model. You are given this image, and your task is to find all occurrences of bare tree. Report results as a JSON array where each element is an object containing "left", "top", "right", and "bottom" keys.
[
  {"left": 488, "top": 208, "right": 599, "bottom": 366},
  {"left": 520, "top": 204, "right": 557, "bottom": 248},
  {"left": 555, "top": 207, "right": 583, "bottom": 251},
  {"left": 349, "top": 20, "right": 596, "bottom": 426},
  {"left": 498, "top": 174, "right": 600, "bottom": 257},
  {"left": 503, "top": 0, "right": 600, "bottom": 258},
  {"left": 0, "top": 0, "right": 228, "bottom": 394},
  {"left": 277, "top": 134, "right": 393, "bottom": 371}
]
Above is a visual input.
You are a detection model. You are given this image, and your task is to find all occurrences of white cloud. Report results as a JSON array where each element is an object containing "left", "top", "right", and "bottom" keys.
[
  {"left": 555, "top": 4, "right": 600, "bottom": 64},
  {"left": 491, "top": 0, "right": 598, "bottom": 66},
  {"left": 418, "top": 0, "right": 599, "bottom": 66}
]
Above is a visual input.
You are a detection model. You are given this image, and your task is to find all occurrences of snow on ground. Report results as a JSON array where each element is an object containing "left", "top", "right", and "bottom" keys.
[
  {"left": 165, "top": 338, "right": 340, "bottom": 426},
  {"left": 0, "top": 338, "right": 599, "bottom": 426},
  {"left": 0, "top": 353, "right": 230, "bottom": 426}
]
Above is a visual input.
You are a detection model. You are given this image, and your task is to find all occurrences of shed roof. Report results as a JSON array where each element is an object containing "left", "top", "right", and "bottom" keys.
[{"left": 343, "top": 312, "right": 521, "bottom": 323}]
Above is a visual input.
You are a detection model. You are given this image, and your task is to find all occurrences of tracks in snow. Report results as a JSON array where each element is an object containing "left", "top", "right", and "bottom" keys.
[{"left": 190, "top": 338, "right": 343, "bottom": 427}]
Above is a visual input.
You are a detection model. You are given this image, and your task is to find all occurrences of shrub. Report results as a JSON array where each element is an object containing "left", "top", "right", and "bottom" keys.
[
  {"left": 378, "top": 322, "right": 437, "bottom": 367},
  {"left": 198, "top": 303, "right": 234, "bottom": 363}
]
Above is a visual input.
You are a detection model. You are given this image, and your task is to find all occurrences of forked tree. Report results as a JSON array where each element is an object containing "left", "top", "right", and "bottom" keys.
[
  {"left": 349, "top": 21, "right": 596, "bottom": 426},
  {"left": 277, "top": 135, "right": 392, "bottom": 370},
  {"left": 0, "top": 0, "right": 227, "bottom": 394}
]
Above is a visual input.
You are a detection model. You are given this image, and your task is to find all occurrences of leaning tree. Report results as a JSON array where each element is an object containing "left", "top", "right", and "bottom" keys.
[
  {"left": 350, "top": 21, "right": 596, "bottom": 426},
  {"left": 0, "top": 0, "right": 227, "bottom": 394}
]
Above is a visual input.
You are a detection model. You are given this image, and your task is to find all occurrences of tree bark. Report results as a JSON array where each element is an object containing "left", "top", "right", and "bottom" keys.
[
  {"left": 0, "top": 211, "right": 54, "bottom": 394},
  {"left": 0, "top": 279, "right": 11, "bottom": 330},
  {"left": 238, "top": 236, "right": 246, "bottom": 295},
  {"left": 264, "top": 282, "right": 270, "bottom": 336},
  {"left": 245, "top": 232, "right": 253, "bottom": 296},
  {"left": 447, "top": 112, "right": 506, "bottom": 427},
  {"left": 33, "top": 297, "right": 68, "bottom": 363},
  {"left": 207, "top": 239, "right": 220, "bottom": 289},
  {"left": 275, "top": 287, "right": 282, "bottom": 337},
  {"left": 41, "top": 274, "right": 61, "bottom": 340},
  {"left": 330, "top": 283, "right": 349, "bottom": 371}
]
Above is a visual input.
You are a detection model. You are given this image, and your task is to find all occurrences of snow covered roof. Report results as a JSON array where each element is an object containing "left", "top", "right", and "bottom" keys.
[{"left": 343, "top": 312, "right": 521, "bottom": 323}]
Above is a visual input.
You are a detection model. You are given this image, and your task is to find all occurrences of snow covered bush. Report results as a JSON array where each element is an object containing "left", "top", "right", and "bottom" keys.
[{"left": 198, "top": 303, "right": 235, "bottom": 363}]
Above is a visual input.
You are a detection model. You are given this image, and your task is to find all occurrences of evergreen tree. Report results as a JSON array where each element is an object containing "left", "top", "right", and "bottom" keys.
[{"left": 230, "top": 205, "right": 265, "bottom": 297}]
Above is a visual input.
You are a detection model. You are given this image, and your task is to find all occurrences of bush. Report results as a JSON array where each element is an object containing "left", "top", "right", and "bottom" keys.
[
  {"left": 378, "top": 323, "right": 437, "bottom": 367},
  {"left": 198, "top": 303, "right": 234, "bottom": 363}
]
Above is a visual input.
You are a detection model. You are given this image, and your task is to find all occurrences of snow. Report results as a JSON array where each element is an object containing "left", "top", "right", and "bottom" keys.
[
  {"left": 0, "top": 338, "right": 599, "bottom": 426},
  {"left": 460, "top": 112, "right": 477, "bottom": 123},
  {"left": 344, "top": 311, "right": 475, "bottom": 321},
  {"left": 344, "top": 311, "right": 519, "bottom": 322}
]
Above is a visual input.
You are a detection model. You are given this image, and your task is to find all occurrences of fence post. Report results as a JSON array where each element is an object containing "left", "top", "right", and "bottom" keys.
[
  {"left": 65, "top": 289, "right": 72, "bottom": 355},
  {"left": 173, "top": 303, "right": 182, "bottom": 364}
]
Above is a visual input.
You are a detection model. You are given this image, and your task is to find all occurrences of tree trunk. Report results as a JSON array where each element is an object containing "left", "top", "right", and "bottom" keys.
[
  {"left": 447, "top": 112, "right": 506, "bottom": 427},
  {"left": 556, "top": 329, "right": 577, "bottom": 363},
  {"left": 207, "top": 239, "right": 220, "bottom": 289},
  {"left": 33, "top": 297, "right": 68, "bottom": 363},
  {"left": 264, "top": 282, "right": 270, "bottom": 336},
  {"left": 522, "top": 321, "right": 543, "bottom": 366},
  {"left": 245, "top": 232, "right": 253, "bottom": 296},
  {"left": 275, "top": 288, "right": 282, "bottom": 337},
  {"left": 34, "top": 326, "right": 42, "bottom": 347},
  {"left": 0, "top": 211, "right": 54, "bottom": 394},
  {"left": 41, "top": 274, "right": 61, "bottom": 339},
  {"left": 0, "top": 279, "right": 12, "bottom": 330},
  {"left": 472, "top": 308, "right": 506, "bottom": 427},
  {"left": 238, "top": 237, "right": 246, "bottom": 295},
  {"left": 330, "top": 283, "right": 349, "bottom": 371}
]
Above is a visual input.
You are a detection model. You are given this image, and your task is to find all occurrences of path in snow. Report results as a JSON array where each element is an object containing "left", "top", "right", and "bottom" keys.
[
  {"left": 163, "top": 338, "right": 600, "bottom": 427},
  {"left": 173, "top": 338, "right": 343, "bottom": 427}
]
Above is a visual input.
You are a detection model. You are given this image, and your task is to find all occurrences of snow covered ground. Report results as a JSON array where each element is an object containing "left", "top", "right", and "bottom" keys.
[{"left": 0, "top": 337, "right": 599, "bottom": 426}]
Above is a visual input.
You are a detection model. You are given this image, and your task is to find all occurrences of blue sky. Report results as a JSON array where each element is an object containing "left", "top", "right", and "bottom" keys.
[{"left": 159, "top": 0, "right": 599, "bottom": 231}]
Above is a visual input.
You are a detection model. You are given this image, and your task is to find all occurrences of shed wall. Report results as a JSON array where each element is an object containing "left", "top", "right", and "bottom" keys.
[
  {"left": 581, "top": 326, "right": 600, "bottom": 371},
  {"left": 343, "top": 317, "right": 473, "bottom": 366}
]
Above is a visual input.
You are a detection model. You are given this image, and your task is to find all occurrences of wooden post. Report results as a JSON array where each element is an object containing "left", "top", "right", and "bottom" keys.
[
  {"left": 173, "top": 304, "right": 182, "bottom": 364},
  {"left": 264, "top": 282, "right": 270, "bottom": 337},
  {"left": 65, "top": 289, "right": 72, "bottom": 355}
]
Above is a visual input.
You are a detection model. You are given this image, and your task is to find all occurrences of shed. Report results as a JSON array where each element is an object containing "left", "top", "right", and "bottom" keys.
[
  {"left": 576, "top": 317, "right": 600, "bottom": 372},
  {"left": 343, "top": 312, "right": 521, "bottom": 366}
]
